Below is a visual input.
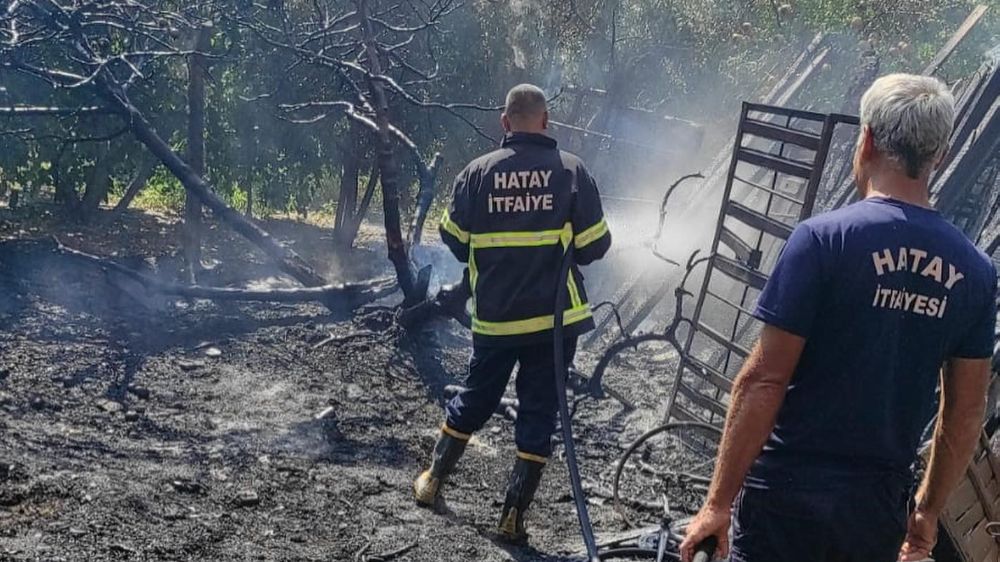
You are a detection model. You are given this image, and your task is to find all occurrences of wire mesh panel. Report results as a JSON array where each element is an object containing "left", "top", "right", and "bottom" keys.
[{"left": 665, "top": 102, "right": 860, "bottom": 429}]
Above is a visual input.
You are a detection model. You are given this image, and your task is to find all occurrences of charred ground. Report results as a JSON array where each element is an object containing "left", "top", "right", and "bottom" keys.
[{"left": 0, "top": 206, "right": 676, "bottom": 562}]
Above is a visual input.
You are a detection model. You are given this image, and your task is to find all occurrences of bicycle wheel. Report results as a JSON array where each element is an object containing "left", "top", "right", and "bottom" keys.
[
  {"left": 591, "top": 334, "right": 681, "bottom": 411},
  {"left": 612, "top": 421, "right": 722, "bottom": 525}
]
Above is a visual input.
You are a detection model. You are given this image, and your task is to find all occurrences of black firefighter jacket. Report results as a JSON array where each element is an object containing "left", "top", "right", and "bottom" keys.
[{"left": 440, "top": 132, "right": 612, "bottom": 347}]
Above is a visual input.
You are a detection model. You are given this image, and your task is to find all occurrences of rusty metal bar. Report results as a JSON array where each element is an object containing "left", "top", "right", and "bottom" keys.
[
  {"left": 683, "top": 356, "right": 735, "bottom": 392},
  {"left": 695, "top": 320, "right": 752, "bottom": 359},
  {"left": 719, "top": 226, "right": 762, "bottom": 268},
  {"left": 737, "top": 147, "right": 814, "bottom": 179},
  {"left": 733, "top": 174, "right": 806, "bottom": 205},
  {"left": 726, "top": 201, "right": 795, "bottom": 239},
  {"left": 677, "top": 381, "right": 729, "bottom": 418},
  {"left": 742, "top": 118, "right": 822, "bottom": 150}
]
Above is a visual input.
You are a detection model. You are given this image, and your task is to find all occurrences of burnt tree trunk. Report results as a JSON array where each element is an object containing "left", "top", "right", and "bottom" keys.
[
  {"left": 80, "top": 141, "right": 112, "bottom": 218},
  {"left": 334, "top": 150, "right": 360, "bottom": 252},
  {"left": 357, "top": 0, "right": 420, "bottom": 303},
  {"left": 245, "top": 182, "right": 253, "bottom": 217},
  {"left": 343, "top": 164, "right": 379, "bottom": 251},
  {"left": 183, "top": 22, "right": 213, "bottom": 282},
  {"left": 111, "top": 156, "right": 157, "bottom": 215},
  {"left": 52, "top": 142, "right": 78, "bottom": 210},
  {"left": 95, "top": 78, "right": 329, "bottom": 288},
  {"left": 244, "top": 109, "right": 257, "bottom": 218},
  {"left": 409, "top": 152, "right": 443, "bottom": 247}
]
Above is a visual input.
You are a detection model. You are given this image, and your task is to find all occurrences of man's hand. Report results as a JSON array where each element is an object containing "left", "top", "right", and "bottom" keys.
[
  {"left": 679, "top": 504, "right": 730, "bottom": 562},
  {"left": 898, "top": 508, "right": 938, "bottom": 561}
]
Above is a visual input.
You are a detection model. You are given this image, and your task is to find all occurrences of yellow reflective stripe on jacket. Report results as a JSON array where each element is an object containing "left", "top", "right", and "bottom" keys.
[
  {"left": 567, "top": 272, "right": 582, "bottom": 309},
  {"left": 440, "top": 210, "right": 470, "bottom": 244},
  {"left": 470, "top": 223, "right": 572, "bottom": 249},
  {"left": 575, "top": 218, "right": 608, "bottom": 249},
  {"left": 468, "top": 248, "right": 479, "bottom": 311},
  {"left": 472, "top": 305, "right": 592, "bottom": 336}
]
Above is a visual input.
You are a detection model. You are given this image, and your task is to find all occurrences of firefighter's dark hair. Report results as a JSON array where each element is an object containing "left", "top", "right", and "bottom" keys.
[{"left": 504, "top": 84, "right": 547, "bottom": 121}]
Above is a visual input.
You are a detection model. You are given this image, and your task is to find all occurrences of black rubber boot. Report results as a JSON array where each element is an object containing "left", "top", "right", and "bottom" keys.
[
  {"left": 497, "top": 457, "right": 545, "bottom": 543},
  {"left": 414, "top": 429, "right": 468, "bottom": 507}
]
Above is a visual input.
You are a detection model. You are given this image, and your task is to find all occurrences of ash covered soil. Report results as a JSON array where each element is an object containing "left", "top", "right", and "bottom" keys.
[{"left": 0, "top": 207, "right": 687, "bottom": 562}]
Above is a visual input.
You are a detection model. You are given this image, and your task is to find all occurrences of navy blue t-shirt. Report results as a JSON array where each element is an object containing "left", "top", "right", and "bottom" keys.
[{"left": 747, "top": 197, "right": 997, "bottom": 488}]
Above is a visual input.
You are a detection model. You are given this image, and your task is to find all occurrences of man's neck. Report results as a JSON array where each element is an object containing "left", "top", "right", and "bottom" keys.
[
  {"left": 507, "top": 128, "right": 546, "bottom": 135},
  {"left": 863, "top": 169, "right": 933, "bottom": 209}
]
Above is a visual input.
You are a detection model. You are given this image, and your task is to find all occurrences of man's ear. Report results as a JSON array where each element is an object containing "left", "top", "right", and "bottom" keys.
[
  {"left": 541, "top": 111, "right": 549, "bottom": 130},
  {"left": 501, "top": 113, "right": 511, "bottom": 133},
  {"left": 932, "top": 147, "right": 948, "bottom": 170},
  {"left": 859, "top": 125, "right": 876, "bottom": 162},
  {"left": 852, "top": 126, "right": 874, "bottom": 194}
]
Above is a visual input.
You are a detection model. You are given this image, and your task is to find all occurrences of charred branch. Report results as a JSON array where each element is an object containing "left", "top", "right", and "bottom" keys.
[
  {"left": 96, "top": 74, "right": 330, "bottom": 288},
  {"left": 26, "top": 239, "right": 397, "bottom": 310},
  {"left": 0, "top": 105, "right": 113, "bottom": 116}
]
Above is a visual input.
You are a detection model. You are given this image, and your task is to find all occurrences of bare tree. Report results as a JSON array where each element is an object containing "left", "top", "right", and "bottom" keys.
[
  {"left": 0, "top": 1, "right": 329, "bottom": 288},
  {"left": 240, "top": 0, "right": 492, "bottom": 303}
]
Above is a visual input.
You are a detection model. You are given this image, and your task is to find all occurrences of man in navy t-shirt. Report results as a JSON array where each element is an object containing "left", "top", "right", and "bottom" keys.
[{"left": 681, "top": 74, "right": 997, "bottom": 562}]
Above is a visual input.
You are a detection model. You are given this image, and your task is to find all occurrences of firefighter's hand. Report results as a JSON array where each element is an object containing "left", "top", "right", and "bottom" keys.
[
  {"left": 679, "top": 503, "right": 730, "bottom": 562},
  {"left": 898, "top": 508, "right": 937, "bottom": 561}
]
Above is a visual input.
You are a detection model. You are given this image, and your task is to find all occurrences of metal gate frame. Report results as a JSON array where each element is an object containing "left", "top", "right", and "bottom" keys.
[{"left": 665, "top": 102, "right": 860, "bottom": 427}]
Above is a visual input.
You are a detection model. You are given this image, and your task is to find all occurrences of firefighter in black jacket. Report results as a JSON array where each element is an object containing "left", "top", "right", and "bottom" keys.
[{"left": 413, "top": 84, "right": 612, "bottom": 542}]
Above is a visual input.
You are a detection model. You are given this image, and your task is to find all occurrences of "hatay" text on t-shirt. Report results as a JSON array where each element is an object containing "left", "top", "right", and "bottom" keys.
[{"left": 870, "top": 247, "right": 965, "bottom": 318}]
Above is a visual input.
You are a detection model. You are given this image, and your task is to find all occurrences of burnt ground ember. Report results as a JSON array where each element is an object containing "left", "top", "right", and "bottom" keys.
[{"left": 0, "top": 205, "right": 691, "bottom": 562}]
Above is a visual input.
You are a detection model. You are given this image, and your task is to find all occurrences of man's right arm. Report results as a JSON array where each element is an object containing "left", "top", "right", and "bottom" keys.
[
  {"left": 900, "top": 357, "right": 990, "bottom": 561},
  {"left": 572, "top": 166, "right": 610, "bottom": 265}
]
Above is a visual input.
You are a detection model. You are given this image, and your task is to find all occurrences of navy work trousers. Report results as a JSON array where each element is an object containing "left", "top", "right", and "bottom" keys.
[
  {"left": 444, "top": 338, "right": 576, "bottom": 458},
  {"left": 730, "top": 477, "right": 910, "bottom": 562}
]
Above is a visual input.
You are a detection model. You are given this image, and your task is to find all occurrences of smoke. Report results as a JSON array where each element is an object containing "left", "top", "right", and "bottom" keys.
[
  {"left": 505, "top": 0, "right": 545, "bottom": 71},
  {"left": 411, "top": 242, "right": 464, "bottom": 294}
]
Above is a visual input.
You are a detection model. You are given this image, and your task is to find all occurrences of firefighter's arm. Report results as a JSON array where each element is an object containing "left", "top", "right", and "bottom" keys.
[
  {"left": 572, "top": 166, "right": 611, "bottom": 265},
  {"left": 439, "top": 168, "right": 471, "bottom": 263}
]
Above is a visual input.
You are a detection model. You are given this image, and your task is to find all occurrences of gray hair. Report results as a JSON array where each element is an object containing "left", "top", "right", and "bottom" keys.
[
  {"left": 859, "top": 73, "right": 955, "bottom": 178},
  {"left": 504, "top": 84, "right": 547, "bottom": 121}
]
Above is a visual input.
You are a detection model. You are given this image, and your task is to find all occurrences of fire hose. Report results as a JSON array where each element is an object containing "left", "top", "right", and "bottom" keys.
[
  {"left": 553, "top": 241, "right": 716, "bottom": 562},
  {"left": 553, "top": 239, "right": 601, "bottom": 562}
]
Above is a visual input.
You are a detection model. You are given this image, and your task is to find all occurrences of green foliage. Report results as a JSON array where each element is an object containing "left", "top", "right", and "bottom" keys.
[
  {"left": 2, "top": 0, "right": 998, "bottom": 223},
  {"left": 131, "top": 168, "right": 186, "bottom": 212}
]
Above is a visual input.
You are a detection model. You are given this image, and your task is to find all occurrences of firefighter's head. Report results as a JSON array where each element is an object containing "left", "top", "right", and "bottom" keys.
[
  {"left": 502, "top": 84, "right": 548, "bottom": 134},
  {"left": 853, "top": 73, "right": 954, "bottom": 195}
]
